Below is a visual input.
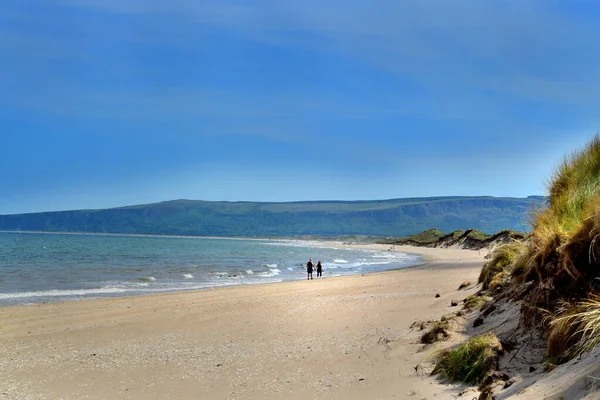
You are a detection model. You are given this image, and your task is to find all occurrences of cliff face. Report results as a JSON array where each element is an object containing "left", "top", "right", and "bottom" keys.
[{"left": 0, "top": 196, "right": 544, "bottom": 237}]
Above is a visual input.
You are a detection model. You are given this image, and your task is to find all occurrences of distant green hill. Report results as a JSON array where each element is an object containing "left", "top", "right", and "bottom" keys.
[{"left": 0, "top": 196, "right": 545, "bottom": 237}]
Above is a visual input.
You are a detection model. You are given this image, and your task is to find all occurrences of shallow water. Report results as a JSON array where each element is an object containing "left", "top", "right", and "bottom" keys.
[{"left": 0, "top": 232, "right": 422, "bottom": 306}]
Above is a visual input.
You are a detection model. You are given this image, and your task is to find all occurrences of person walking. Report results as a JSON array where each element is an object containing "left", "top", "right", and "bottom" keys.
[
  {"left": 306, "top": 259, "right": 314, "bottom": 280},
  {"left": 316, "top": 260, "right": 323, "bottom": 278}
]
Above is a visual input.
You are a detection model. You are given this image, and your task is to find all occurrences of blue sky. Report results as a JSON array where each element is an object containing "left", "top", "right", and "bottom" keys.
[{"left": 2, "top": 0, "right": 599, "bottom": 214}]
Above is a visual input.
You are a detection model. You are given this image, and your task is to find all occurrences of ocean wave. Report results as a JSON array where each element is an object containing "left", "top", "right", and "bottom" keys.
[
  {"left": 245, "top": 269, "right": 254, "bottom": 275},
  {"left": 256, "top": 268, "right": 281, "bottom": 277},
  {"left": 183, "top": 274, "right": 193, "bottom": 279},
  {"left": 0, "top": 287, "right": 129, "bottom": 299},
  {"left": 371, "top": 253, "right": 399, "bottom": 259},
  {"left": 258, "top": 240, "right": 325, "bottom": 248},
  {"left": 334, "top": 259, "right": 349, "bottom": 263},
  {"left": 329, "top": 259, "right": 400, "bottom": 269}
]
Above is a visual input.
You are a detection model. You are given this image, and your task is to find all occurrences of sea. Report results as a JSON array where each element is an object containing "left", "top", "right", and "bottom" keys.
[{"left": 0, "top": 232, "right": 422, "bottom": 307}]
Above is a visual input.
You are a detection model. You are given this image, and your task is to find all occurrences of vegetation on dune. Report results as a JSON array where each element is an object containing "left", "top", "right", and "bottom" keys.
[
  {"left": 465, "top": 135, "right": 600, "bottom": 367},
  {"left": 515, "top": 136, "right": 600, "bottom": 349},
  {"left": 478, "top": 241, "right": 527, "bottom": 290},
  {"left": 550, "top": 296, "right": 600, "bottom": 358},
  {"left": 420, "top": 320, "right": 452, "bottom": 344},
  {"left": 383, "top": 227, "right": 524, "bottom": 250},
  {"left": 390, "top": 228, "right": 446, "bottom": 245},
  {"left": 431, "top": 136, "right": 600, "bottom": 391},
  {"left": 464, "top": 229, "right": 492, "bottom": 241},
  {"left": 433, "top": 333, "right": 503, "bottom": 384},
  {"left": 463, "top": 294, "right": 493, "bottom": 311}
]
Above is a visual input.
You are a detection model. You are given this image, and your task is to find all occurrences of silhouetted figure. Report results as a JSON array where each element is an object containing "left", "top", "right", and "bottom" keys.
[
  {"left": 316, "top": 261, "right": 323, "bottom": 278},
  {"left": 306, "top": 259, "right": 314, "bottom": 280}
]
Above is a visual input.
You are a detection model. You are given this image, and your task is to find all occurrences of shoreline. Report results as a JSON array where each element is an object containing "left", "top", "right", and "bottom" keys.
[
  {"left": 0, "top": 245, "right": 486, "bottom": 399},
  {"left": 0, "top": 239, "right": 430, "bottom": 308}
]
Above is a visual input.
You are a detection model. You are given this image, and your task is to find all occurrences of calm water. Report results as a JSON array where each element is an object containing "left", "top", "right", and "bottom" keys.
[{"left": 0, "top": 232, "right": 422, "bottom": 306}]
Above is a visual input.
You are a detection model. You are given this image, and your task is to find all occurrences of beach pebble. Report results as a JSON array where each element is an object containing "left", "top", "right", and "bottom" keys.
[
  {"left": 450, "top": 300, "right": 459, "bottom": 306},
  {"left": 435, "top": 294, "right": 440, "bottom": 298}
]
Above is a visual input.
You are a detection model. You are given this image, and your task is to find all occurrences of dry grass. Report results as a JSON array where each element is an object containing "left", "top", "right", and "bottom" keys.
[
  {"left": 488, "top": 271, "right": 509, "bottom": 292},
  {"left": 479, "top": 241, "right": 527, "bottom": 290},
  {"left": 463, "top": 294, "right": 492, "bottom": 311},
  {"left": 432, "top": 333, "right": 503, "bottom": 384},
  {"left": 420, "top": 320, "right": 451, "bottom": 344},
  {"left": 469, "top": 135, "right": 600, "bottom": 366},
  {"left": 551, "top": 296, "right": 600, "bottom": 357},
  {"left": 443, "top": 134, "right": 600, "bottom": 377},
  {"left": 513, "top": 136, "right": 600, "bottom": 335}
]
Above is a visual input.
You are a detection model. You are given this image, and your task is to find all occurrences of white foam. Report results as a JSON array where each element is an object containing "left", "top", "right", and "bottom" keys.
[
  {"left": 329, "top": 259, "right": 397, "bottom": 269},
  {"left": 0, "top": 287, "right": 129, "bottom": 300},
  {"left": 245, "top": 269, "right": 254, "bottom": 275},
  {"left": 257, "top": 268, "right": 281, "bottom": 277},
  {"left": 264, "top": 263, "right": 278, "bottom": 269},
  {"left": 138, "top": 282, "right": 149, "bottom": 287},
  {"left": 334, "top": 259, "right": 349, "bottom": 263},
  {"left": 149, "top": 276, "right": 156, "bottom": 281},
  {"left": 287, "top": 267, "right": 293, "bottom": 271},
  {"left": 183, "top": 274, "right": 193, "bottom": 279},
  {"left": 371, "top": 253, "right": 397, "bottom": 259}
]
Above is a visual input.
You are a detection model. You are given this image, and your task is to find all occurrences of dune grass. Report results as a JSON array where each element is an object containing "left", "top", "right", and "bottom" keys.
[
  {"left": 465, "top": 229, "right": 492, "bottom": 241},
  {"left": 478, "top": 241, "right": 526, "bottom": 290},
  {"left": 432, "top": 333, "right": 503, "bottom": 384},
  {"left": 477, "top": 135, "right": 600, "bottom": 361},
  {"left": 463, "top": 294, "right": 493, "bottom": 311},
  {"left": 521, "top": 137, "right": 600, "bottom": 309},
  {"left": 550, "top": 296, "right": 600, "bottom": 358},
  {"left": 393, "top": 228, "right": 446, "bottom": 245},
  {"left": 533, "top": 135, "right": 600, "bottom": 280}
]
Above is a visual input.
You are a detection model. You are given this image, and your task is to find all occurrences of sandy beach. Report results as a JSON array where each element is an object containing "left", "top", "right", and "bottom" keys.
[{"left": 0, "top": 245, "right": 486, "bottom": 400}]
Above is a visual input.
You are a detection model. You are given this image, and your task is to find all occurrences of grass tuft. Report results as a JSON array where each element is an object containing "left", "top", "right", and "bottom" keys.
[
  {"left": 463, "top": 294, "right": 493, "bottom": 311},
  {"left": 432, "top": 333, "right": 503, "bottom": 384},
  {"left": 478, "top": 241, "right": 526, "bottom": 290},
  {"left": 420, "top": 321, "right": 451, "bottom": 344},
  {"left": 550, "top": 295, "right": 600, "bottom": 357}
]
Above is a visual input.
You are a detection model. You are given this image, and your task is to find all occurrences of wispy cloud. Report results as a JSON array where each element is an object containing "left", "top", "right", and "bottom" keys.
[{"left": 4, "top": 0, "right": 600, "bottom": 122}]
